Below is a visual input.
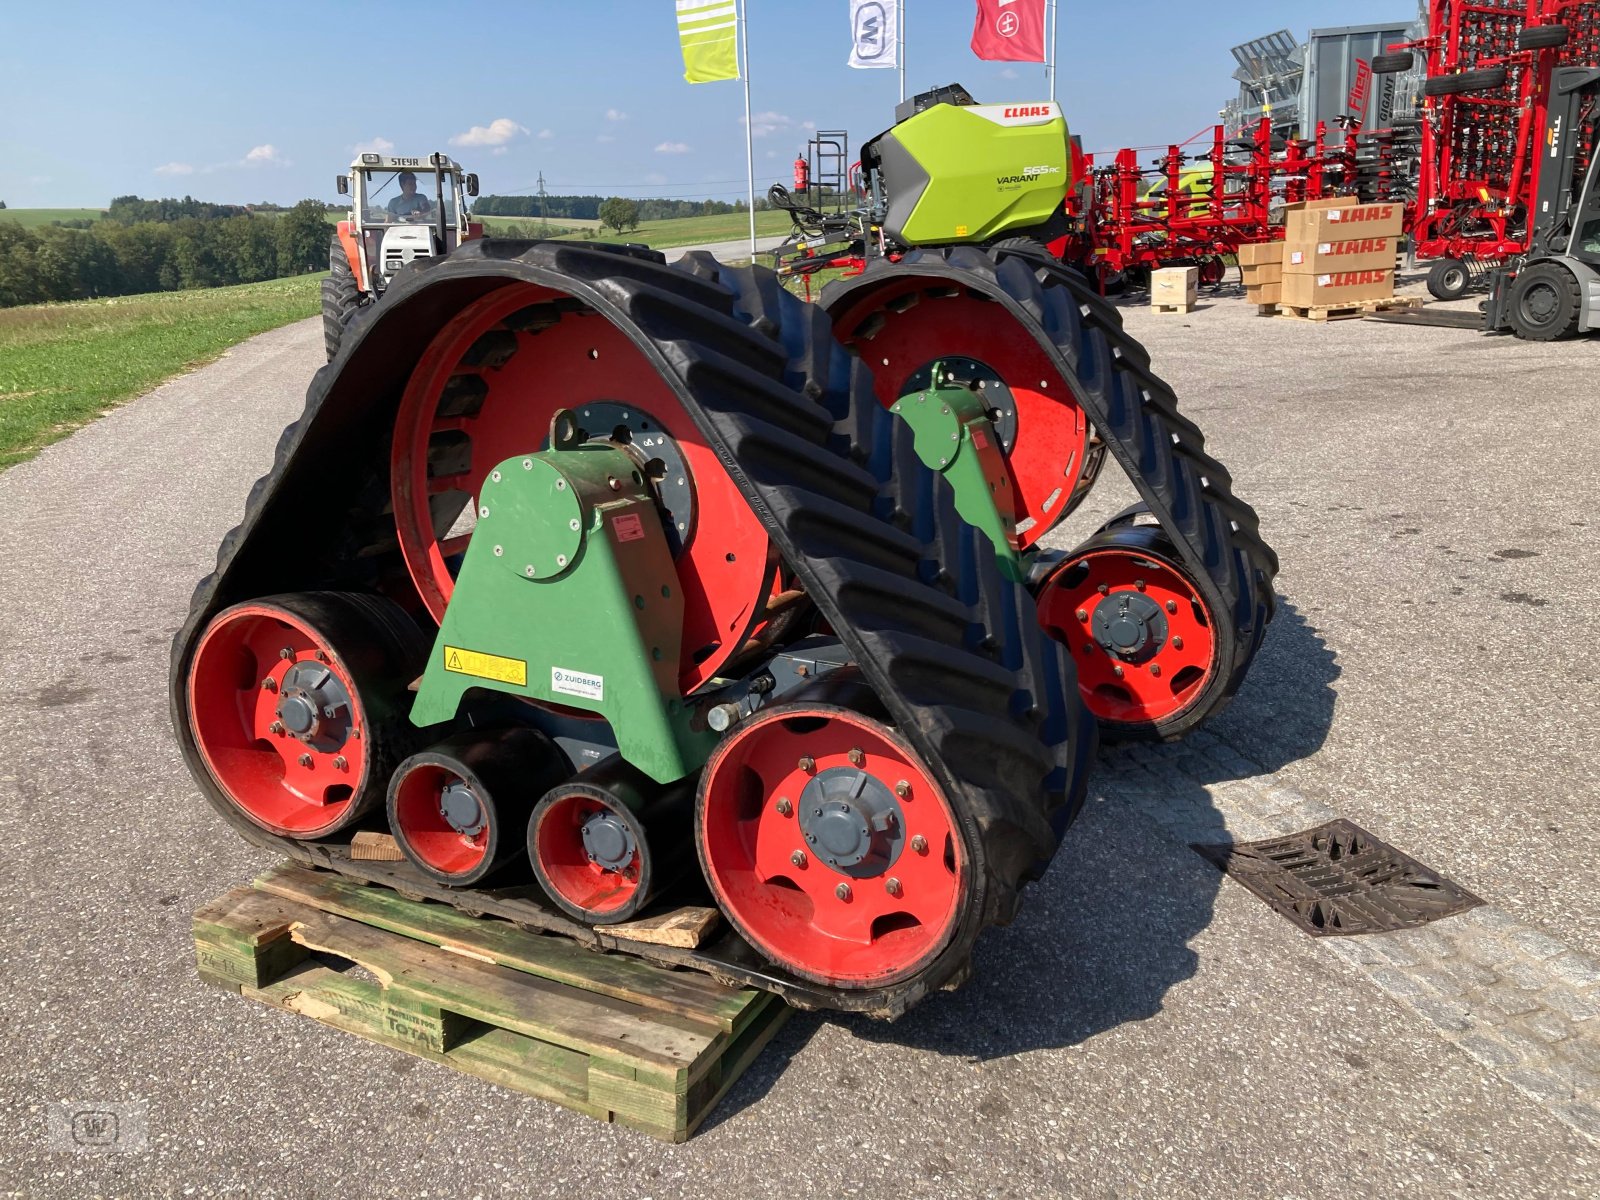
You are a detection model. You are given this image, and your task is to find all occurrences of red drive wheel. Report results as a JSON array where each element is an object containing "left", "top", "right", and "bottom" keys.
[
  {"left": 824, "top": 274, "right": 1104, "bottom": 549},
  {"left": 696, "top": 705, "right": 964, "bottom": 988},
  {"left": 1034, "top": 525, "right": 1222, "bottom": 737},
  {"left": 388, "top": 727, "right": 566, "bottom": 887},
  {"left": 186, "top": 593, "right": 422, "bottom": 838},
  {"left": 389, "top": 284, "right": 774, "bottom": 695}
]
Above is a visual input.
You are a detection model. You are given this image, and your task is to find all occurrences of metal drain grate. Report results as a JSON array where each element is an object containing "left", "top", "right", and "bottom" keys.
[{"left": 1195, "top": 819, "right": 1482, "bottom": 936}]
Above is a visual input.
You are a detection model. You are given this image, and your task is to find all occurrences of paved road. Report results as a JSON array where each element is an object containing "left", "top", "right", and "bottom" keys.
[
  {"left": 0, "top": 281, "right": 1597, "bottom": 1198},
  {"left": 661, "top": 233, "right": 787, "bottom": 263}
]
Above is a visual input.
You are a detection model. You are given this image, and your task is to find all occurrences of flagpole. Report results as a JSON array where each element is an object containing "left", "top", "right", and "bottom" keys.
[
  {"left": 1046, "top": 0, "right": 1057, "bottom": 101},
  {"left": 739, "top": 0, "right": 756, "bottom": 255},
  {"left": 899, "top": 0, "right": 906, "bottom": 102}
]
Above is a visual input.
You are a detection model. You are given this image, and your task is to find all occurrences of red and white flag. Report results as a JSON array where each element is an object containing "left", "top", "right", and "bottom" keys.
[{"left": 970, "top": 0, "right": 1046, "bottom": 63}]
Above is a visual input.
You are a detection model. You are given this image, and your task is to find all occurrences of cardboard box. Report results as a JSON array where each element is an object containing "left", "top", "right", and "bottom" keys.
[
  {"left": 1281, "top": 268, "right": 1393, "bottom": 309},
  {"left": 1285, "top": 199, "right": 1404, "bottom": 243},
  {"left": 1285, "top": 236, "right": 1398, "bottom": 274},
  {"left": 1237, "top": 241, "right": 1283, "bottom": 267},
  {"left": 1151, "top": 265, "right": 1198, "bottom": 308},
  {"left": 1246, "top": 282, "right": 1282, "bottom": 305},
  {"left": 1242, "top": 261, "right": 1283, "bottom": 285}
]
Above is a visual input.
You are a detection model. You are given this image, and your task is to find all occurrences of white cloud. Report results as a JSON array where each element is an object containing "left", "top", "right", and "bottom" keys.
[
  {"left": 742, "top": 110, "right": 798, "bottom": 139},
  {"left": 646, "top": 172, "right": 668, "bottom": 185},
  {"left": 596, "top": 133, "right": 616, "bottom": 144},
  {"left": 654, "top": 141, "right": 692, "bottom": 154},
  {"left": 999, "top": 67, "right": 1020, "bottom": 80},
  {"left": 802, "top": 120, "right": 817, "bottom": 131},
  {"left": 605, "top": 108, "right": 628, "bottom": 122},
  {"left": 537, "top": 128, "right": 554, "bottom": 140},
  {"left": 154, "top": 162, "right": 195, "bottom": 176},
  {"left": 765, "top": 150, "right": 777, "bottom": 159},
  {"left": 244, "top": 144, "right": 290, "bottom": 167},
  {"left": 450, "top": 118, "right": 529, "bottom": 148},
  {"left": 354, "top": 136, "right": 395, "bottom": 154},
  {"left": 491, "top": 146, "right": 509, "bottom": 157}
]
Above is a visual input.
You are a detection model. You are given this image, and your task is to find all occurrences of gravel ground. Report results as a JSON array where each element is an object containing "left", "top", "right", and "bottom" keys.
[{"left": 0, "top": 269, "right": 1596, "bottom": 1199}]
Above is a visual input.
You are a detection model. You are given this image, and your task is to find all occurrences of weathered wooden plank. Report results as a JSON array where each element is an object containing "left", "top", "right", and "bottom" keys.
[
  {"left": 606, "top": 905, "right": 721, "bottom": 949},
  {"left": 255, "top": 864, "right": 752, "bottom": 1033}
]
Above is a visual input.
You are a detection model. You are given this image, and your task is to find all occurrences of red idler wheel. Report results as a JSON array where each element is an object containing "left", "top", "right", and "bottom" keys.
[
  {"left": 696, "top": 704, "right": 964, "bottom": 988},
  {"left": 529, "top": 756, "right": 691, "bottom": 924},
  {"left": 186, "top": 593, "right": 424, "bottom": 838},
  {"left": 823, "top": 272, "right": 1104, "bottom": 549},
  {"left": 1033, "top": 524, "right": 1221, "bottom": 738},
  {"left": 388, "top": 727, "right": 568, "bottom": 887},
  {"left": 389, "top": 284, "right": 774, "bottom": 696}
]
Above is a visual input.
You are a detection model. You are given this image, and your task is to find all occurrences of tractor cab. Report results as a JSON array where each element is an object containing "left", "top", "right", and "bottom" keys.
[{"left": 334, "top": 152, "right": 482, "bottom": 298}]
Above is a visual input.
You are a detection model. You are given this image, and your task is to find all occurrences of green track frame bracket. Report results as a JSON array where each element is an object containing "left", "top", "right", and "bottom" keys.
[
  {"left": 890, "top": 374, "right": 1025, "bottom": 581},
  {"left": 410, "top": 426, "right": 712, "bottom": 784}
]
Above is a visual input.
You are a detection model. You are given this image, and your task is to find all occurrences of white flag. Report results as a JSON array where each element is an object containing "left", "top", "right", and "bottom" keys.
[{"left": 848, "top": 0, "right": 898, "bottom": 69}]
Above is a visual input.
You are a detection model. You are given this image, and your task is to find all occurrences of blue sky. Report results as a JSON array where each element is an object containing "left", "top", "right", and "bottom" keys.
[{"left": 0, "top": 1, "right": 1417, "bottom": 208}]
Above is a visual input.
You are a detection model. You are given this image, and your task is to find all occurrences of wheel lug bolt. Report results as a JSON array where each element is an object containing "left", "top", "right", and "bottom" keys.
[
  {"left": 1135, "top": 579, "right": 1146, "bottom": 591},
  {"left": 334, "top": 755, "right": 348, "bottom": 770},
  {"left": 848, "top": 747, "right": 864, "bottom": 766},
  {"left": 894, "top": 780, "right": 911, "bottom": 798},
  {"left": 776, "top": 798, "right": 793, "bottom": 816},
  {"left": 1097, "top": 583, "right": 1109, "bottom": 595},
  {"left": 1113, "top": 665, "right": 1125, "bottom": 678},
  {"left": 279, "top": 647, "right": 294, "bottom": 660},
  {"left": 798, "top": 756, "right": 816, "bottom": 773},
  {"left": 315, "top": 650, "right": 329, "bottom": 662},
  {"left": 1150, "top": 664, "right": 1162, "bottom": 677},
  {"left": 1075, "top": 609, "right": 1088, "bottom": 622},
  {"left": 1166, "top": 599, "right": 1178, "bottom": 614},
  {"left": 885, "top": 877, "right": 903, "bottom": 897},
  {"left": 268, "top": 721, "right": 285, "bottom": 735},
  {"left": 297, "top": 753, "right": 313, "bottom": 768},
  {"left": 790, "top": 850, "right": 807, "bottom": 867},
  {"left": 813, "top": 807, "right": 823, "bottom": 817},
  {"left": 1173, "top": 636, "right": 1184, "bottom": 650},
  {"left": 835, "top": 883, "right": 852, "bottom": 901},
  {"left": 261, "top": 678, "right": 277, "bottom": 693},
  {"left": 911, "top": 834, "right": 928, "bottom": 854}
]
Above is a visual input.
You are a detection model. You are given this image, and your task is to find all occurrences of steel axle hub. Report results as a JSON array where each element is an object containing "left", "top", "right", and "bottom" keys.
[
  {"left": 580, "top": 809, "right": 638, "bottom": 871},
  {"left": 438, "top": 781, "right": 486, "bottom": 837},
  {"left": 798, "top": 766, "right": 905, "bottom": 877},
  {"left": 1091, "top": 591, "right": 1168, "bottom": 661}
]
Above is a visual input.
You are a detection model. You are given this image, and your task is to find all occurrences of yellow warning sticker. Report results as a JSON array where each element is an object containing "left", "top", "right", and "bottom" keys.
[
  {"left": 442, "top": 646, "right": 527, "bottom": 687},
  {"left": 954, "top": 224, "right": 969, "bottom": 236}
]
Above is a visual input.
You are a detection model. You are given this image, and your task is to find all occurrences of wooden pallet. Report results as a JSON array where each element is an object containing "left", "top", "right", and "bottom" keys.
[
  {"left": 1274, "top": 295, "right": 1424, "bottom": 323},
  {"left": 1151, "top": 302, "right": 1196, "bottom": 315},
  {"left": 194, "top": 865, "right": 790, "bottom": 1142}
]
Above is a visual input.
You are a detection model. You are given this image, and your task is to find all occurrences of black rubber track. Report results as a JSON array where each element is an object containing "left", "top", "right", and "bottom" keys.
[
  {"left": 169, "top": 238, "right": 1095, "bottom": 1016},
  {"left": 822, "top": 246, "right": 1279, "bottom": 733}
]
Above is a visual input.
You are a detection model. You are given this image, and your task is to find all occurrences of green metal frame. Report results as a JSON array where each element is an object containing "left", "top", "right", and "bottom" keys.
[{"left": 410, "top": 426, "right": 712, "bottom": 784}]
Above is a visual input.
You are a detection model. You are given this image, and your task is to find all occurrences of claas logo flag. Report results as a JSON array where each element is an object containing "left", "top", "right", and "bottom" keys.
[
  {"left": 970, "top": 0, "right": 1046, "bottom": 63},
  {"left": 677, "top": 0, "right": 739, "bottom": 84}
]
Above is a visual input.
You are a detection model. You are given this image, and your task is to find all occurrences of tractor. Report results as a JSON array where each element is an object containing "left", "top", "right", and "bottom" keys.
[{"left": 323, "top": 151, "right": 482, "bottom": 359}]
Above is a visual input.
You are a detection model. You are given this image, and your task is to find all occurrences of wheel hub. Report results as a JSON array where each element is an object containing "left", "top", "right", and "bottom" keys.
[
  {"left": 1091, "top": 592, "right": 1168, "bottom": 661},
  {"left": 276, "top": 661, "right": 352, "bottom": 749},
  {"left": 580, "top": 809, "right": 637, "bottom": 871},
  {"left": 572, "top": 401, "right": 694, "bottom": 555},
  {"left": 902, "top": 357, "right": 1018, "bottom": 453},
  {"left": 797, "top": 767, "right": 905, "bottom": 877},
  {"left": 438, "top": 781, "right": 486, "bottom": 837}
]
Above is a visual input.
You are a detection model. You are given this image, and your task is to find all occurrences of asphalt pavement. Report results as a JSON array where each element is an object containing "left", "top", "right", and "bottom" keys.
[{"left": 0, "top": 271, "right": 1597, "bottom": 1199}]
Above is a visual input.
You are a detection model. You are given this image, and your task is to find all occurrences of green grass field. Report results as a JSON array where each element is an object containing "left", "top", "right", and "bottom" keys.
[
  {"left": 0, "top": 274, "right": 320, "bottom": 470},
  {"left": 0, "top": 208, "right": 106, "bottom": 227},
  {"left": 559, "top": 209, "right": 792, "bottom": 250}
]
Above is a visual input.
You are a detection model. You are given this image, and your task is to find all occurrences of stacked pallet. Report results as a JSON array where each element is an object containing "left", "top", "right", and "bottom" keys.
[{"left": 1253, "top": 197, "right": 1413, "bottom": 320}]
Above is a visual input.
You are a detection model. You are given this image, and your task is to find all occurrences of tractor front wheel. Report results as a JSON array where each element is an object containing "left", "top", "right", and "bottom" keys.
[{"left": 322, "top": 232, "right": 364, "bottom": 361}]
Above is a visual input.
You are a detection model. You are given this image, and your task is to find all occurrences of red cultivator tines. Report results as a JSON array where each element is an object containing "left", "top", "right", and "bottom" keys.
[{"left": 1396, "top": 0, "right": 1600, "bottom": 296}]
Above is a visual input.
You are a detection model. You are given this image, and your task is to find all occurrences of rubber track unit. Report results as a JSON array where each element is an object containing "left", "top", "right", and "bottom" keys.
[
  {"left": 169, "top": 239, "right": 1095, "bottom": 1017},
  {"left": 822, "top": 247, "right": 1279, "bottom": 727}
]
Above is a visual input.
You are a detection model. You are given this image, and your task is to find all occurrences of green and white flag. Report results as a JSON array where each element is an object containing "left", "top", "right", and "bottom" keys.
[{"left": 676, "top": 0, "right": 739, "bottom": 84}]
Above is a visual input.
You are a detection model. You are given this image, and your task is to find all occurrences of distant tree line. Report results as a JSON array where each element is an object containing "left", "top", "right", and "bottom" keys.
[
  {"left": 0, "top": 198, "right": 333, "bottom": 308},
  {"left": 474, "top": 194, "right": 770, "bottom": 221}
]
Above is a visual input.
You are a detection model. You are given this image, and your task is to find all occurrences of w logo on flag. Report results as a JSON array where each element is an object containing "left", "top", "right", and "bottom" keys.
[{"left": 849, "top": 0, "right": 898, "bottom": 69}]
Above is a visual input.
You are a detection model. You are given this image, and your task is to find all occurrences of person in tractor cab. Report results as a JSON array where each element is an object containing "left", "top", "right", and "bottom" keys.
[{"left": 386, "top": 172, "right": 432, "bottom": 219}]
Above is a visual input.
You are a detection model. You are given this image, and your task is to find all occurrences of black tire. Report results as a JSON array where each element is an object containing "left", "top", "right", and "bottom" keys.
[
  {"left": 987, "top": 235, "right": 1054, "bottom": 263},
  {"left": 1517, "top": 23, "right": 1568, "bottom": 51},
  {"left": 1424, "top": 67, "right": 1508, "bottom": 97},
  {"left": 1370, "top": 52, "right": 1414, "bottom": 74},
  {"left": 321, "top": 232, "right": 363, "bottom": 361},
  {"left": 1427, "top": 257, "right": 1472, "bottom": 300},
  {"left": 1507, "top": 261, "right": 1582, "bottom": 341}
]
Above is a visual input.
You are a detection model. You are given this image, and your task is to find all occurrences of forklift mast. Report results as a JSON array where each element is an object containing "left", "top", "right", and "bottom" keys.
[{"left": 1529, "top": 67, "right": 1600, "bottom": 261}]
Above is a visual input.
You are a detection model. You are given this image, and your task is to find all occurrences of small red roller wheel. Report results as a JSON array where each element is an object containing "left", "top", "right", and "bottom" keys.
[
  {"left": 185, "top": 593, "right": 422, "bottom": 838},
  {"left": 530, "top": 787, "right": 650, "bottom": 923},
  {"left": 696, "top": 705, "right": 965, "bottom": 988},
  {"left": 1034, "top": 526, "right": 1222, "bottom": 737}
]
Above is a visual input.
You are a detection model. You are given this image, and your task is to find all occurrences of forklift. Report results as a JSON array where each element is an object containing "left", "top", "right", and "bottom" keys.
[{"left": 1485, "top": 66, "right": 1600, "bottom": 340}]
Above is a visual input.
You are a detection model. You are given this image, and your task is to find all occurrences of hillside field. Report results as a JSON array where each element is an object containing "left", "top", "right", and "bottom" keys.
[{"left": 0, "top": 208, "right": 106, "bottom": 227}]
